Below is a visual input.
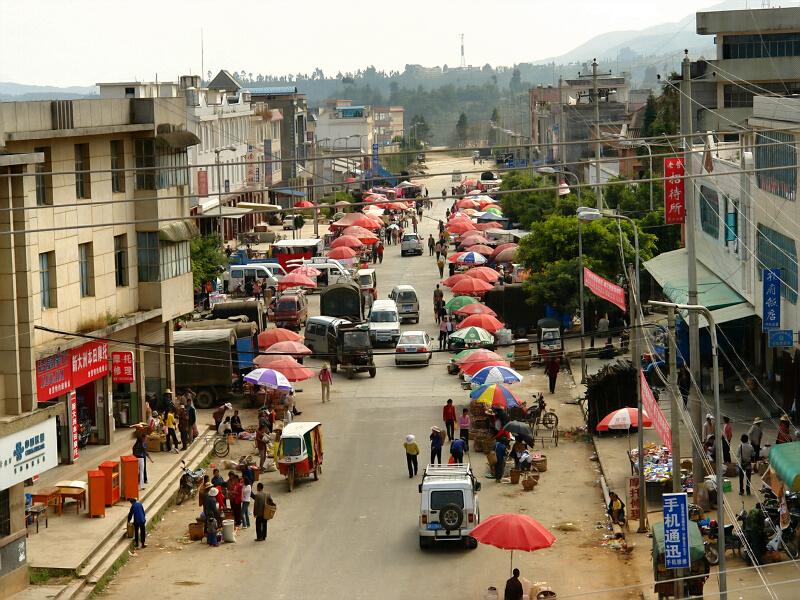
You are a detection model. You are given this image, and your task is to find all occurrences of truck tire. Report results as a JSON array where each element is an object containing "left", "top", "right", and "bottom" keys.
[
  {"left": 331, "top": 360, "right": 338, "bottom": 373},
  {"left": 419, "top": 536, "right": 432, "bottom": 550},
  {"left": 195, "top": 389, "right": 217, "bottom": 409},
  {"left": 439, "top": 504, "right": 463, "bottom": 531},
  {"left": 369, "top": 367, "right": 376, "bottom": 378},
  {"left": 346, "top": 368, "right": 354, "bottom": 380}
]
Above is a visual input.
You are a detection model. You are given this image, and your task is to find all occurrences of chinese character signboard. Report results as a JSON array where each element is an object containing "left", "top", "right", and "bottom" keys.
[
  {"left": 583, "top": 267, "right": 626, "bottom": 312},
  {"left": 768, "top": 329, "right": 794, "bottom": 348},
  {"left": 662, "top": 493, "right": 691, "bottom": 569},
  {"left": 70, "top": 391, "right": 80, "bottom": 461},
  {"left": 246, "top": 151, "right": 256, "bottom": 184},
  {"left": 663, "top": 157, "right": 685, "bottom": 225},
  {"left": 36, "top": 351, "right": 72, "bottom": 402},
  {"left": 763, "top": 268, "right": 781, "bottom": 331},
  {"left": 111, "top": 351, "right": 135, "bottom": 384},
  {"left": 0, "top": 417, "right": 57, "bottom": 489},
  {"left": 197, "top": 170, "right": 208, "bottom": 197},
  {"left": 627, "top": 476, "right": 641, "bottom": 521},
  {"left": 641, "top": 371, "right": 672, "bottom": 450},
  {"left": 70, "top": 340, "right": 109, "bottom": 388}
]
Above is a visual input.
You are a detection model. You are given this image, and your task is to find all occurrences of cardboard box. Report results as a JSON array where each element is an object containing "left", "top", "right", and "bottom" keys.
[
  {"left": 188, "top": 522, "right": 204, "bottom": 541},
  {"left": 146, "top": 435, "right": 163, "bottom": 452}
]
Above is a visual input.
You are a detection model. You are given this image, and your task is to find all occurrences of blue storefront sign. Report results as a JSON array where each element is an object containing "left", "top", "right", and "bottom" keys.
[
  {"left": 763, "top": 268, "right": 781, "bottom": 331},
  {"left": 768, "top": 329, "right": 794, "bottom": 348},
  {"left": 662, "top": 492, "right": 690, "bottom": 569}
]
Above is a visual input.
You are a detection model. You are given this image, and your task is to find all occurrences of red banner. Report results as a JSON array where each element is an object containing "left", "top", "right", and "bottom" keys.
[
  {"left": 36, "top": 351, "right": 72, "bottom": 402},
  {"left": 627, "top": 476, "right": 641, "bottom": 521},
  {"left": 70, "top": 391, "right": 79, "bottom": 461},
  {"left": 640, "top": 370, "right": 672, "bottom": 451},
  {"left": 197, "top": 170, "right": 208, "bottom": 197},
  {"left": 583, "top": 267, "right": 626, "bottom": 311},
  {"left": 70, "top": 341, "right": 109, "bottom": 388},
  {"left": 664, "top": 157, "right": 686, "bottom": 224},
  {"left": 112, "top": 351, "right": 135, "bottom": 384}
]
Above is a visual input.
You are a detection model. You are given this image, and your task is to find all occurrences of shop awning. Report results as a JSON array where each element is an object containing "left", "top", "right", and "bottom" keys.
[
  {"left": 213, "top": 206, "right": 253, "bottom": 220},
  {"left": 159, "top": 219, "right": 199, "bottom": 242},
  {"left": 697, "top": 302, "right": 756, "bottom": 328},
  {"left": 155, "top": 131, "right": 201, "bottom": 149},
  {"left": 645, "top": 248, "right": 751, "bottom": 317},
  {"left": 273, "top": 188, "right": 306, "bottom": 197},
  {"left": 769, "top": 441, "right": 800, "bottom": 491}
]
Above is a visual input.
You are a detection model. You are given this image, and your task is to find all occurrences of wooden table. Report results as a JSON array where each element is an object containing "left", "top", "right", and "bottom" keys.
[
  {"left": 25, "top": 503, "right": 48, "bottom": 533},
  {"left": 54, "top": 481, "right": 88, "bottom": 515},
  {"left": 30, "top": 487, "right": 60, "bottom": 515}
]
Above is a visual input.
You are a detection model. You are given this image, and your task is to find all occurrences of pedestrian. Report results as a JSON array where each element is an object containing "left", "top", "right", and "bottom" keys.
[
  {"left": 450, "top": 437, "right": 466, "bottom": 464},
  {"left": 504, "top": 568, "right": 524, "bottom": 600},
  {"left": 319, "top": 362, "right": 332, "bottom": 403},
  {"left": 738, "top": 433, "right": 755, "bottom": 496},
  {"left": 404, "top": 434, "right": 420, "bottom": 478},
  {"left": 702, "top": 413, "right": 715, "bottom": 442},
  {"left": 458, "top": 408, "right": 471, "bottom": 452},
  {"left": 377, "top": 241, "right": 384, "bottom": 264},
  {"left": 412, "top": 214, "right": 418, "bottom": 233},
  {"left": 597, "top": 313, "right": 610, "bottom": 345},
  {"left": 544, "top": 356, "right": 560, "bottom": 394},
  {"left": 444, "top": 316, "right": 454, "bottom": 349},
  {"left": 443, "top": 399, "right": 457, "bottom": 441},
  {"left": 748, "top": 417, "right": 763, "bottom": 461},
  {"left": 132, "top": 433, "right": 153, "bottom": 489},
  {"left": 433, "top": 284, "right": 444, "bottom": 315},
  {"left": 494, "top": 436, "right": 507, "bottom": 481},
  {"left": 430, "top": 426, "right": 443, "bottom": 465},
  {"left": 251, "top": 482, "right": 273, "bottom": 541},
  {"left": 438, "top": 318, "right": 449, "bottom": 351},
  {"left": 438, "top": 219, "right": 444, "bottom": 235},
  {"left": 212, "top": 402, "right": 232, "bottom": 430},
  {"left": 722, "top": 416, "right": 733, "bottom": 463},
  {"left": 228, "top": 471, "right": 243, "bottom": 527},
  {"left": 437, "top": 255, "right": 445, "bottom": 278},
  {"left": 434, "top": 240, "right": 443, "bottom": 260},
  {"left": 211, "top": 468, "right": 225, "bottom": 488},
  {"left": 241, "top": 478, "right": 252, "bottom": 529},
  {"left": 255, "top": 423, "right": 268, "bottom": 470},
  {"left": 177, "top": 404, "right": 190, "bottom": 450},
  {"left": 428, "top": 234, "right": 435, "bottom": 256},
  {"left": 231, "top": 410, "right": 244, "bottom": 434},
  {"left": 441, "top": 188, "right": 447, "bottom": 200},
  {"left": 777, "top": 414, "right": 793, "bottom": 444},
  {"left": 203, "top": 487, "right": 221, "bottom": 546},
  {"left": 678, "top": 364, "right": 691, "bottom": 407},
  {"left": 607, "top": 491, "right": 625, "bottom": 525},
  {"left": 127, "top": 498, "right": 147, "bottom": 549}
]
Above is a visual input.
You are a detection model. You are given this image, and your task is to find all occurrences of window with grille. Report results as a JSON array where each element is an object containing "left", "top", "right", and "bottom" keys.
[
  {"left": 722, "top": 33, "right": 800, "bottom": 59},
  {"left": 78, "top": 243, "right": 94, "bottom": 297},
  {"left": 755, "top": 132, "right": 797, "bottom": 201},
  {"left": 114, "top": 234, "right": 128, "bottom": 287},
  {"left": 110, "top": 140, "right": 125, "bottom": 193},
  {"left": 159, "top": 240, "right": 191, "bottom": 280},
  {"left": 135, "top": 138, "right": 156, "bottom": 190},
  {"left": 34, "top": 146, "right": 53, "bottom": 206},
  {"left": 757, "top": 224, "right": 798, "bottom": 304},
  {"left": 39, "top": 251, "right": 56, "bottom": 308},
  {"left": 74, "top": 143, "right": 91, "bottom": 198},
  {"left": 137, "top": 232, "right": 159, "bottom": 282},
  {"left": 699, "top": 185, "right": 720, "bottom": 239}
]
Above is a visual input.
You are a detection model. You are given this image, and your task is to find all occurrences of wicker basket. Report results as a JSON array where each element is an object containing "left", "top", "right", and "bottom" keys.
[
  {"left": 521, "top": 475, "right": 538, "bottom": 491},
  {"left": 531, "top": 455, "right": 548, "bottom": 472},
  {"left": 510, "top": 468, "right": 521, "bottom": 484},
  {"left": 188, "top": 521, "right": 205, "bottom": 540},
  {"left": 264, "top": 501, "right": 277, "bottom": 520}
]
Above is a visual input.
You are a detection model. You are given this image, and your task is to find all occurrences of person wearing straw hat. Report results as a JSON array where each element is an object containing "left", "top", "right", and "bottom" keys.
[
  {"left": 403, "top": 435, "right": 420, "bottom": 478},
  {"left": 319, "top": 362, "right": 333, "bottom": 403},
  {"left": 777, "top": 414, "right": 794, "bottom": 444},
  {"left": 430, "top": 427, "right": 443, "bottom": 465},
  {"left": 702, "top": 413, "right": 715, "bottom": 442},
  {"left": 748, "top": 417, "right": 764, "bottom": 461},
  {"left": 203, "top": 487, "right": 221, "bottom": 546}
]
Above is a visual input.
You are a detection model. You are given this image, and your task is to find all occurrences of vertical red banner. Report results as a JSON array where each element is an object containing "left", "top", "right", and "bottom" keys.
[
  {"left": 664, "top": 157, "right": 685, "bottom": 224},
  {"left": 640, "top": 370, "right": 672, "bottom": 451},
  {"left": 197, "top": 170, "right": 208, "bottom": 197},
  {"left": 70, "top": 391, "right": 80, "bottom": 461}
]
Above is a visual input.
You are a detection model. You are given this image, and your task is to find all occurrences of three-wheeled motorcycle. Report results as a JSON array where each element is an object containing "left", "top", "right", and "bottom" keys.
[{"left": 276, "top": 421, "right": 324, "bottom": 492}]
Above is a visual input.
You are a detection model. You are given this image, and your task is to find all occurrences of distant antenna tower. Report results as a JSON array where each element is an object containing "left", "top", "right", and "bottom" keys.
[{"left": 460, "top": 33, "right": 466, "bottom": 68}]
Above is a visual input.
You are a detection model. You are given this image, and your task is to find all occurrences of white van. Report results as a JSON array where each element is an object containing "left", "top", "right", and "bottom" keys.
[
  {"left": 389, "top": 285, "right": 419, "bottom": 323},
  {"left": 229, "top": 263, "right": 287, "bottom": 294},
  {"left": 368, "top": 299, "right": 401, "bottom": 346},
  {"left": 287, "top": 257, "right": 352, "bottom": 290}
]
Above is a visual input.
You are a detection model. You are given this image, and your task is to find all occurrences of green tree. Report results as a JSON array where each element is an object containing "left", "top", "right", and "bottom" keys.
[
  {"left": 490, "top": 107, "right": 500, "bottom": 123},
  {"left": 641, "top": 93, "right": 658, "bottom": 138},
  {"left": 190, "top": 235, "right": 226, "bottom": 288},
  {"left": 455, "top": 112, "right": 469, "bottom": 145},
  {"left": 409, "top": 114, "right": 430, "bottom": 145}
]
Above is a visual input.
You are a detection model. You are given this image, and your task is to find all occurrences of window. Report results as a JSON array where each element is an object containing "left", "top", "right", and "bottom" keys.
[
  {"left": 723, "top": 82, "right": 800, "bottom": 108},
  {"left": 757, "top": 224, "right": 798, "bottom": 304},
  {"left": 34, "top": 146, "right": 52, "bottom": 205},
  {"left": 78, "top": 243, "right": 94, "bottom": 297},
  {"left": 135, "top": 138, "right": 156, "bottom": 190},
  {"left": 159, "top": 240, "right": 190, "bottom": 280},
  {"left": 722, "top": 33, "right": 800, "bottom": 59},
  {"left": 124, "top": 87, "right": 135, "bottom": 98},
  {"left": 74, "top": 143, "right": 91, "bottom": 198},
  {"left": 110, "top": 140, "right": 125, "bottom": 193},
  {"left": 39, "top": 251, "right": 56, "bottom": 308},
  {"left": 0, "top": 489, "right": 10, "bottom": 537},
  {"left": 137, "top": 232, "right": 159, "bottom": 282},
  {"left": 755, "top": 132, "right": 797, "bottom": 201},
  {"left": 135, "top": 138, "right": 189, "bottom": 190},
  {"left": 699, "top": 185, "right": 720, "bottom": 239},
  {"left": 430, "top": 490, "right": 464, "bottom": 510},
  {"left": 114, "top": 234, "right": 128, "bottom": 287}
]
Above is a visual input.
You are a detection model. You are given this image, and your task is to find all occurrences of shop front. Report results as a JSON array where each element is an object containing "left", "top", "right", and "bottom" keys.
[{"left": 111, "top": 350, "right": 139, "bottom": 428}]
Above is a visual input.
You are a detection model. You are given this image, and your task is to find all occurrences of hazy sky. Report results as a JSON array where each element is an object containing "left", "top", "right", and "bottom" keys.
[{"left": 1, "top": 0, "right": 728, "bottom": 87}]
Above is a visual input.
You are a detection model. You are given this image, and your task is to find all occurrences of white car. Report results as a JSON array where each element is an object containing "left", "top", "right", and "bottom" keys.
[
  {"left": 282, "top": 216, "right": 297, "bottom": 230},
  {"left": 395, "top": 331, "right": 433, "bottom": 365},
  {"left": 400, "top": 233, "right": 423, "bottom": 256},
  {"left": 418, "top": 464, "right": 481, "bottom": 549},
  {"left": 368, "top": 299, "right": 401, "bottom": 346}
]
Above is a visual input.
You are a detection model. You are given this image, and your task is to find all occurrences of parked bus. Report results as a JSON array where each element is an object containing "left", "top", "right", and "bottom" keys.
[{"left": 271, "top": 238, "right": 324, "bottom": 271}]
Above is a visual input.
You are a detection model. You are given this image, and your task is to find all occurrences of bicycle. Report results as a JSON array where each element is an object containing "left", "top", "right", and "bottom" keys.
[{"left": 203, "top": 433, "right": 230, "bottom": 458}]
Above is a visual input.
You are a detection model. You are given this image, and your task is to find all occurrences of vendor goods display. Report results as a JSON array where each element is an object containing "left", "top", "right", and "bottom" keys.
[{"left": 630, "top": 443, "right": 673, "bottom": 483}]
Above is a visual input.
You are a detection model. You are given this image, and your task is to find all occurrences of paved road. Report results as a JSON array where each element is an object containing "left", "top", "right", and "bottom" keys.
[{"left": 105, "top": 154, "right": 643, "bottom": 600}]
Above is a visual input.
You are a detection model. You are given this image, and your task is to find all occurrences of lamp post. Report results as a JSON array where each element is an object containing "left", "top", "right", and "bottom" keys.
[
  {"left": 649, "top": 301, "right": 727, "bottom": 600},
  {"left": 213, "top": 145, "right": 237, "bottom": 242},
  {"left": 577, "top": 206, "right": 643, "bottom": 531},
  {"left": 538, "top": 166, "right": 581, "bottom": 201},
  {"left": 604, "top": 133, "right": 654, "bottom": 212}
]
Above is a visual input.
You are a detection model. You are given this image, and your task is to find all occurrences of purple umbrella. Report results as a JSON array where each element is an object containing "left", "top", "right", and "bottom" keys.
[{"left": 244, "top": 368, "right": 292, "bottom": 390}]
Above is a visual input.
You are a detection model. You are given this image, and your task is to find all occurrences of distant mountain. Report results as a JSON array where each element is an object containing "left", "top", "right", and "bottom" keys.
[{"left": 0, "top": 81, "right": 97, "bottom": 101}]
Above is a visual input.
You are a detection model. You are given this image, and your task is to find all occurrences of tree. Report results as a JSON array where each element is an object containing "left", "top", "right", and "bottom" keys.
[
  {"left": 409, "top": 114, "right": 431, "bottom": 144},
  {"left": 191, "top": 235, "right": 226, "bottom": 288},
  {"left": 641, "top": 93, "right": 658, "bottom": 138},
  {"left": 455, "top": 113, "right": 468, "bottom": 145},
  {"left": 490, "top": 107, "right": 500, "bottom": 123}
]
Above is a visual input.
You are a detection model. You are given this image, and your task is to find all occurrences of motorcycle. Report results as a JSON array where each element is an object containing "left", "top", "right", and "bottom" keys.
[
  {"left": 175, "top": 460, "right": 205, "bottom": 505},
  {"left": 701, "top": 510, "right": 747, "bottom": 564},
  {"left": 524, "top": 393, "right": 559, "bottom": 430},
  {"left": 77, "top": 419, "right": 93, "bottom": 449}
]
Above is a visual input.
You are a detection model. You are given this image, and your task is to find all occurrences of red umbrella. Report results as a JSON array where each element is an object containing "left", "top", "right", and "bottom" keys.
[
  {"left": 460, "top": 313, "right": 505, "bottom": 334},
  {"left": 330, "top": 213, "right": 381, "bottom": 230},
  {"left": 257, "top": 328, "right": 301, "bottom": 350},
  {"left": 470, "top": 513, "right": 556, "bottom": 575},
  {"left": 492, "top": 243, "right": 518, "bottom": 258},
  {"left": 460, "top": 235, "right": 491, "bottom": 248},
  {"left": 263, "top": 340, "right": 312, "bottom": 357},
  {"left": 442, "top": 273, "right": 469, "bottom": 288},
  {"left": 253, "top": 355, "right": 314, "bottom": 381},
  {"left": 448, "top": 212, "right": 472, "bottom": 222},
  {"left": 456, "top": 348, "right": 506, "bottom": 365},
  {"left": 447, "top": 220, "right": 477, "bottom": 234},
  {"left": 455, "top": 303, "right": 497, "bottom": 317},
  {"left": 478, "top": 198, "right": 499, "bottom": 210},
  {"left": 447, "top": 252, "right": 466, "bottom": 263},
  {"left": 465, "top": 244, "right": 494, "bottom": 256},
  {"left": 294, "top": 200, "right": 314, "bottom": 208},
  {"left": 494, "top": 247, "right": 518, "bottom": 263},
  {"left": 457, "top": 350, "right": 509, "bottom": 375},
  {"left": 463, "top": 178, "right": 478, "bottom": 187},
  {"left": 451, "top": 278, "right": 494, "bottom": 296},
  {"left": 461, "top": 359, "right": 510, "bottom": 376},
  {"left": 292, "top": 264, "right": 321, "bottom": 277},
  {"left": 330, "top": 235, "right": 364, "bottom": 249},
  {"left": 342, "top": 226, "right": 379, "bottom": 244},
  {"left": 465, "top": 267, "right": 501, "bottom": 283},
  {"left": 475, "top": 222, "right": 503, "bottom": 232},
  {"left": 278, "top": 272, "right": 317, "bottom": 291},
  {"left": 595, "top": 407, "right": 652, "bottom": 431},
  {"left": 327, "top": 246, "right": 358, "bottom": 260},
  {"left": 456, "top": 198, "right": 479, "bottom": 209}
]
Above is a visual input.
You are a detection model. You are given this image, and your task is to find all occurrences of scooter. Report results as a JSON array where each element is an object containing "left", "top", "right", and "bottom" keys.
[
  {"left": 77, "top": 419, "right": 92, "bottom": 449},
  {"left": 701, "top": 511, "right": 747, "bottom": 564},
  {"left": 175, "top": 460, "right": 205, "bottom": 505}
]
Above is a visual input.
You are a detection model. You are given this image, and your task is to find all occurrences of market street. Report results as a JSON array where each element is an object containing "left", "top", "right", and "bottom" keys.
[{"left": 104, "top": 154, "right": 645, "bottom": 600}]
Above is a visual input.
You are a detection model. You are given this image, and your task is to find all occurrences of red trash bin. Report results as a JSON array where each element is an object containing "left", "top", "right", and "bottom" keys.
[
  {"left": 99, "top": 460, "right": 121, "bottom": 506},
  {"left": 120, "top": 455, "right": 139, "bottom": 500},
  {"left": 87, "top": 470, "right": 106, "bottom": 518}
]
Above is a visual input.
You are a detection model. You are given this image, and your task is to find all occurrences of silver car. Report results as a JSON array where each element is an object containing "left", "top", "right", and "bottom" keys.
[
  {"left": 400, "top": 233, "right": 423, "bottom": 256},
  {"left": 395, "top": 331, "right": 433, "bottom": 366}
]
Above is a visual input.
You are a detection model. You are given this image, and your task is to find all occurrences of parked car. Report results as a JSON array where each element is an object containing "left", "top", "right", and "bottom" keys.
[
  {"left": 282, "top": 216, "right": 297, "bottom": 230},
  {"left": 228, "top": 264, "right": 285, "bottom": 294},
  {"left": 401, "top": 233, "right": 423, "bottom": 257},
  {"left": 368, "top": 299, "right": 401, "bottom": 346},
  {"left": 274, "top": 291, "right": 308, "bottom": 330},
  {"left": 418, "top": 464, "right": 481, "bottom": 549},
  {"left": 389, "top": 284, "right": 419, "bottom": 323},
  {"left": 357, "top": 268, "right": 378, "bottom": 300},
  {"left": 395, "top": 331, "right": 433, "bottom": 366},
  {"left": 304, "top": 316, "right": 350, "bottom": 360}
]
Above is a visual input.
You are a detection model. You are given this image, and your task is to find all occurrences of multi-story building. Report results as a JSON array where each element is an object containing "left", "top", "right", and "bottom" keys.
[
  {"left": 372, "top": 106, "right": 405, "bottom": 146},
  {"left": 0, "top": 96, "right": 197, "bottom": 592},
  {"left": 315, "top": 100, "right": 374, "bottom": 154},
  {"left": 690, "top": 6, "right": 800, "bottom": 132}
]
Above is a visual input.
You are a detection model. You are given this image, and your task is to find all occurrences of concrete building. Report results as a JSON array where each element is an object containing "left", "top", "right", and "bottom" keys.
[
  {"left": 690, "top": 5, "right": 800, "bottom": 132},
  {"left": 372, "top": 106, "right": 405, "bottom": 146},
  {"left": 315, "top": 100, "right": 374, "bottom": 155},
  {"left": 0, "top": 95, "right": 197, "bottom": 592}
]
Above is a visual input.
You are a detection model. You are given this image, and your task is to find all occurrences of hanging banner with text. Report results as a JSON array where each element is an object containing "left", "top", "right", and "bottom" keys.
[
  {"left": 583, "top": 267, "right": 626, "bottom": 312},
  {"left": 664, "top": 157, "right": 686, "bottom": 225},
  {"left": 641, "top": 370, "right": 672, "bottom": 451},
  {"left": 663, "top": 493, "right": 691, "bottom": 569},
  {"left": 111, "top": 351, "right": 135, "bottom": 384},
  {"left": 762, "top": 268, "right": 782, "bottom": 331}
]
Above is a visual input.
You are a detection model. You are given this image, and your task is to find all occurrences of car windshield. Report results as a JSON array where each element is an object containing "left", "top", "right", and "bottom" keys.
[
  {"left": 343, "top": 331, "right": 370, "bottom": 347},
  {"left": 400, "top": 334, "right": 426, "bottom": 345},
  {"left": 277, "top": 299, "right": 297, "bottom": 311},
  {"left": 430, "top": 490, "right": 464, "bottom": 511},
  {"left": 370, "top": 311, "right": 397, "bottom": 323},
  {"left": 402, "top": 235, "right": 419, "bottom": 242},
  {"left": 281, "top": 436, "right": 302, "bottom": 457},
  {"left": 358, "top": 275, "right": 373, "bottom": 286},
  {"left": 397, "top": 291, "right": 416, "bottom": 302}
]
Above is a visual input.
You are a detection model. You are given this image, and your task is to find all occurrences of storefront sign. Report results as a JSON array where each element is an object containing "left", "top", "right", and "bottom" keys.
[
  {"left": 762, "top": 268, "right": 782, "bottom": 331},
  {"left": 627, "top": 476, "right": 640, "bottom": 521},
  {"left": 663, "top": 157, "right": 685, "bottom": 225},
  {"left": 197, "top": 170, "right": 208, "bottom": 197},
  {"left": 246, "top": 151, "right": 256, "bottom": 184},
  {"left": 70, "top": 340, "right": 109, "bottom": 388},
  {"left": 111, "top": 351, "right": 135, "bottom": 384},
  {"left": 641, "top": 371, "right": 672, "bottom": 450},
  {"left": 0, "top": 417, "right": 58, "bottom": 489},
  {"left": 69, "top": 391, "right": 79, "bottom": 460},
  {"left": 768, "top": 329, "right": 794, "bottom": 348},
  {"left": 36, "top": 351, "right": 72, "bottom": 402},
  {"left": 583, "top": 267, "right": 626, "bottom": 312},
  {"left": 662, "top": 493, "right": 691, "bottom": 569}
]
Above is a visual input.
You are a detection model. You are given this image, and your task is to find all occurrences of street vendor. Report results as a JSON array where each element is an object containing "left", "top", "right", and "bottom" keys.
[
  {"left": 777, "top": 414, "right": 794, "bottom": 444},
  {"left": 607, "top": 491, "right": 625, "bottom": 525}
]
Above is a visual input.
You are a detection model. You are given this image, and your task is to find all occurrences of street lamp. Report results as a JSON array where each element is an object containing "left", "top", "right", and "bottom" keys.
[
  {"left": 537, "top": 166, "right": 581, "bottom": 201},
  {"left": 577, "top": 206, "right": 643, "bottom": 532},
  {"left": 214, "top": 145, "right": 237, "bottom": 242},
  {"left": 604, "top": 133, "right": 654, "bottom": 211}
]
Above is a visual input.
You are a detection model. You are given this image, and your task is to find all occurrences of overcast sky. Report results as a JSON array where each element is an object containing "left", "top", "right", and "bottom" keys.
[{"left": 1, "top": 0, "right": 729, "bottom": 87}]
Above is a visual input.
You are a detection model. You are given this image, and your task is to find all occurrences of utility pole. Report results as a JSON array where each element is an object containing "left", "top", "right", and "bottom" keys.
[
  {"left": 558, "top": 77, "right": 565, "bottom": 169},
  {"left": 592, "top": 58, "right": 602, "bottom": 209},
  {"left": 668, "top": 306, "right": 683, "bottom": 599},
  {"left": 680, "top": 51, "right": 704, "bottom": 493},
  {"left": 629, "top": 262, "right": 645, "bottom": 533}
]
